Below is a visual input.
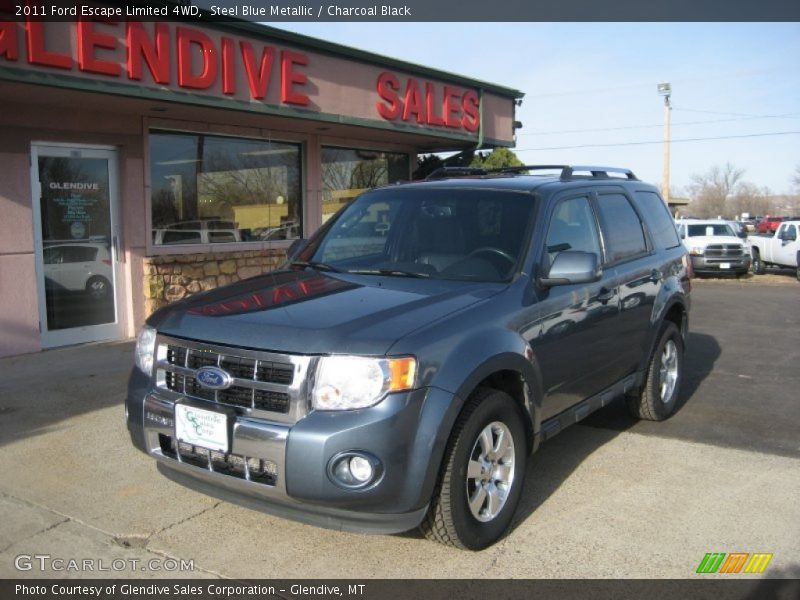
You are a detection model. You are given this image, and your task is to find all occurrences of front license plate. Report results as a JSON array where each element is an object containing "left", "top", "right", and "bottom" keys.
[
  {"left": 719, "top": 262, "right": 731, "bottom": 269},
  {"left": 175, "top": 404, "right": 229, "bottom": 453}
]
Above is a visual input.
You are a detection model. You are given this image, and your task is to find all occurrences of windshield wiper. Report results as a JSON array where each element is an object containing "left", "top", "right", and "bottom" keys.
[
  {"left": 288, "top": 260, "right": 343, "bottom": 273},
  {"left": 347, "top": 268, "right": 430, "bottom": 278}
]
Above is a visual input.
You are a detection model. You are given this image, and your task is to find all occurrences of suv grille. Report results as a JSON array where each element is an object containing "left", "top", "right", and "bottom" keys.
[
  {"left": 159, "top": 434, "right": 277, "bottom": 485},
  {"left": 155, "top": 336, "right": 312, "bottom": 423},
  {"left": 705, "top": 244, "right": 744, "bottom": 258}
]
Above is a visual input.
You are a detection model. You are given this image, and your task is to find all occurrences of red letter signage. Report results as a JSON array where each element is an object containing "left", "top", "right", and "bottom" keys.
[
  {"left": 376, "top": 71, "right": 400, "bottom": 120},
  {"left": 77, "top": 20, "right": 120, "bottom": 76},
  {"left": 280, "top": 50, "right": 309, "bottom": 105},
  {"left": 241, "top": 41, "right": 275, "bottom": 100},
  {"left": 0, "top": 22, "right": 19, "bottom": 62},
  {"left": 26, "top": 21, "right": 72, "bottom": 70},
  {"left": 176, "top": 26, "right": 217, "bottom": 90},
  {"left": 126, "top": 22, "right": 170, "bottom": 84}
]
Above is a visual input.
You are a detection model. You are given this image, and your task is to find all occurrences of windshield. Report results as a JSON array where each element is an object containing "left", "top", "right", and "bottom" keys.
[
  {"left": 300, "top": 188, "right": 536, "bottom": 282},
  {"left": 687, "top": 223, "right": 736, "bottom": 237}
]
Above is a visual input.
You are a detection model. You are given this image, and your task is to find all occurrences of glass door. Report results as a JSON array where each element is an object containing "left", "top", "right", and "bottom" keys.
[{"left": 31, "top": 145, "right": 124, "bottom": 348}]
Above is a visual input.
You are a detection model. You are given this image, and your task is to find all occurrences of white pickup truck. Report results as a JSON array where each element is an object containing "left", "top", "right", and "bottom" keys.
[{"left": 748, "top": 220, "right": 800, "bottom": 281}]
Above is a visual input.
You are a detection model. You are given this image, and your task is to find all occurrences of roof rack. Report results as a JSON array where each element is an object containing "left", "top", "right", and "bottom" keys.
[
  {"left": 425, "top": 167, "right": 488, "bottom": 180},
  {"left": 494, "top": 165, "right": 638, "bottom": 180},
  {"left": 558, "top": 165, "right": 638, "bottom": 180},
  {"left": 425, "top": 165, "right": 638, "bottom": 181}
]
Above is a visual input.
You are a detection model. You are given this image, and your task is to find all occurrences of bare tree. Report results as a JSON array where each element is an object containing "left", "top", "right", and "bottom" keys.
[
  {"left": 730, "top": 182, "right": 774, "bottom": 217},
  {"left": 793, "top": 164, "right": 800, "bottom": 192},
  {"left": 687, "top": 163, "right": 745, "bottom": 218}
]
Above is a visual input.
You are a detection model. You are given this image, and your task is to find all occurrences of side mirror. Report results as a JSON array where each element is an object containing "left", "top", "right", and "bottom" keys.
[
  {"left": 680, "top": 232, "right": 685, "bottom": 239},
  {"left": 540, "top": 251, "right": 602, "bottom": 287},
  {"left": 287, "top": 238, "right": 309, "bottom": 260},
  {"left": 737, "top": 230, "right": 747, "bottom": 239}
]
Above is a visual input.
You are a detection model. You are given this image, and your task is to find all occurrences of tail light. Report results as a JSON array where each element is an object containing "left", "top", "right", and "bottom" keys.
[{"left": 102, "top": 259, "right": 112, "bottom": 266}]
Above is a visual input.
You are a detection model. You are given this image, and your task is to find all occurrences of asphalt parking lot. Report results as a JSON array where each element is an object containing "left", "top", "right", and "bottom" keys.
[{"left": 0, "top": 278, "right": 798, "bottom": 580}]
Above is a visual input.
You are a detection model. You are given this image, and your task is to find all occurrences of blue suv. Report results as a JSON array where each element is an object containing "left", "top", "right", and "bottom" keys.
[{"left": 127, "top": 165, "right": 691, "bottom": 549}]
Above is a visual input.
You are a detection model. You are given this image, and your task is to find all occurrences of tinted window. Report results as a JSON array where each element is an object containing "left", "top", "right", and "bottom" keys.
[
  {"left": 596, "top": 194, "right": 647, "bottom": 263},
  {"left": 321, "top": 147, "right": 409, "bottom": 225},
  {"left": 545, "top": 196, "right": 601, "bottom": 263},
  {"left": 687, "top": 224, "right": 735, "bottom": 237},
  {"left": 308, "top": 189, "right": 534, "bottom": 282},
  {"left": 62, "top": 246, "right": 98, "bottom": 262},
  {"left": 633, "top": 191, "right": 681, "bottom": 249}
]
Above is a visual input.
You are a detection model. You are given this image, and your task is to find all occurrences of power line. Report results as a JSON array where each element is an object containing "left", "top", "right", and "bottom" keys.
[
  {"left": 516, "top": 131, "right": 800, "bottom": 151},
  {"left": 673, "top": 107, "right": 799, "bottom": 119},
  {"left": 520, "top": 113, "right": 800, "bottom": 136}
]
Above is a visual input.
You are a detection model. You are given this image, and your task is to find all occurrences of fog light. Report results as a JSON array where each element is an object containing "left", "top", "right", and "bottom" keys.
[
  {"left": 328, "top": 452, "right": 382, "bottom": 489},
  {"left": 349, "top": 456, "right": 373, "bottom": 483}
]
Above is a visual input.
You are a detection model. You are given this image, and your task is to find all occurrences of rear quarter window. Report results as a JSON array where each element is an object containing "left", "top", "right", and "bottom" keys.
[{"left": 632, "top": 191, "right": 681, "bottom": 250}]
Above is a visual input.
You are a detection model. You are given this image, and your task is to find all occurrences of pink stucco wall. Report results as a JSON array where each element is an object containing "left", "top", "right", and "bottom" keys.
[
  {"left": 0, "top": 101, "right": 145, "bottom": 357},
  {"left": 0, "top": 81, "right": 420, "bottom": 357}
]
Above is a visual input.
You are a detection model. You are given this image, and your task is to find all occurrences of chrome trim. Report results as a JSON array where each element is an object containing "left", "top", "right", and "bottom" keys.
[
  {"left": 154, "top": 334, "right": 315, "bottom": 425},
  {"left": 143, "top": 393, "right": 290, "bottom": 498}
]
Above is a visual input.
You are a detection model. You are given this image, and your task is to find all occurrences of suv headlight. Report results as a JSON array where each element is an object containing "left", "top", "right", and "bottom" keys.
[
  {"left": 312, "top": 356, "right": 417, "bottom": 411},
  {"left": 689, "top": 246, "right": 704, "bottom": 255},
  {"left": 135, "top": 325, "right": 157, "bottom": 375}
]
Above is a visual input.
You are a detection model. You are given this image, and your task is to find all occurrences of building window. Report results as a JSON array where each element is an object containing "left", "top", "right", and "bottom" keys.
[
  {"left": 149, "top": 131, "right": 302, "bottom": 246},
  {"left": 321, "top": 147, "right": 409, "bottom": 224}
]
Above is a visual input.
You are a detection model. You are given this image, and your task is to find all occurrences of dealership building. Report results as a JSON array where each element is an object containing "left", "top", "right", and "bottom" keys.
[{"left": 0, "top": 16, "right": 521, "bottom": 357}]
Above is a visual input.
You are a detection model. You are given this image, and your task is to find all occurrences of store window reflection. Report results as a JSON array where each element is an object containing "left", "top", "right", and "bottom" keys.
[
  {"left": 150, "top": 132, "right": 302, "bottom": 245},
  {"left": 321, "top": 147, "right": 409, "bottom": 224}
]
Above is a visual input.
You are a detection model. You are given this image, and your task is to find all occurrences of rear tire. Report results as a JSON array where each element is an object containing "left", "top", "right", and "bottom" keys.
[
  {"left": 86, "top": 276, "right": 111, "bottom": 300},
  {"left": 751, "top": 251, "right": 765, "bottom": 275},
  {"left": 421, "top": 388, "right": 527, "bottom": 550},
  {"left": 627, "top": 322, "right": 683, "bottom": 421}
]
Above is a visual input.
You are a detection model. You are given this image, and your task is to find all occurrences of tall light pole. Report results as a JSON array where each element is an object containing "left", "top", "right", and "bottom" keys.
[{"left": 657, "top": 82, "right": 672, "bottom": 203}]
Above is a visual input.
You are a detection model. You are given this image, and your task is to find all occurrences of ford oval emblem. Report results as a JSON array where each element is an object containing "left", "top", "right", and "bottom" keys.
[{"left": 195, "top": 366, "right": 233, "bottom": 390}]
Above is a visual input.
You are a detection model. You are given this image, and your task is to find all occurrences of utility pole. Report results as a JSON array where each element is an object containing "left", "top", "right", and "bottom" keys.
[{"left": 657, "top": 83, "right": 672, "bottom": 203}]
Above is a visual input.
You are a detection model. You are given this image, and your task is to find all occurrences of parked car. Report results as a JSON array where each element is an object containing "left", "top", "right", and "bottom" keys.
[
  {"left": 252, "top": 221, "right": 300, "bottom": 241},
  {"left": 153, "top": 219, "right": 242, "bottom": 245},
  {"left": 749, "top": 220, "right": 800, "bottom": 281},
  {"left": 128, "top": 165, "right": 691, "bottom": 550},
  {"left": 43, "top": 242, "right": 113, "bottom": 299},
  {"left": 756, "top": 216, "right": 787, "bottom": 234},
  {"left": 675, "top": 219, "right": 750, "bottom": 276},
  {"left": 728, "top": 221, "right": 749, "bottom": 239}
]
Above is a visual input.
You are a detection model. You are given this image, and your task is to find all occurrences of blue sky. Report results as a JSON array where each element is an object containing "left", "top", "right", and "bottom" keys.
[{"left": 276, "top": 22, "right": 800, "bottom": 195}]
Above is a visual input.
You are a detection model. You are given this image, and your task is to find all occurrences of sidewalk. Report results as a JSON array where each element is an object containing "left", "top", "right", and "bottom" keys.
[{"left": 1, "top": 338, "right": 799, "bottom": 579}]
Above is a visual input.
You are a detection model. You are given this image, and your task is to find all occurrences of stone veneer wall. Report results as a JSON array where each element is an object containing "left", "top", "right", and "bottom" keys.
[{"left": 143, "top": 249, "right": 287, "bottom": 316}]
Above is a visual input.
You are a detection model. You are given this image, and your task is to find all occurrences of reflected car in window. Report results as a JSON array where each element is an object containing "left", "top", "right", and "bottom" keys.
[
  {"left": 43, "top": 242, "right": 113, "bottom": 299},
  {"left": 152, "top": 220, "right": 242, "bottom": 245}
]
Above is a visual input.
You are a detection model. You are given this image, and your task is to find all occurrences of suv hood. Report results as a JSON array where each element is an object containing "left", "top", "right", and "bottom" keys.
[{"left": 150, "top": 270, "right": 505, "bottom": 356}]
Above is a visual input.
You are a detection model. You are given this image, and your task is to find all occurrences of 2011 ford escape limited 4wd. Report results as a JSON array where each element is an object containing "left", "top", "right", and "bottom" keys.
[{"left": 127, "top": 165, "right": 691, "bottom": 550}]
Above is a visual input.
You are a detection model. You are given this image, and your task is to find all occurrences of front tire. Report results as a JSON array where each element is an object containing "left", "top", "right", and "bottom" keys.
[
  {"left": 627, "top": 322, "right": 683, "bottom": 421},
  {"left": 751, "top": 250, "right": 765, "bottom": 275},
  {"left": 421, "top": 388, "right": 527, "bottom": 550}
]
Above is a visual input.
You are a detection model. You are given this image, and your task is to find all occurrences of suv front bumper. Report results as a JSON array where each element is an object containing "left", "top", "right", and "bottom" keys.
[{"left": 126, "top": 369, "right": 455, "bottom": 534}]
